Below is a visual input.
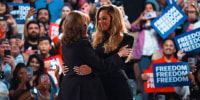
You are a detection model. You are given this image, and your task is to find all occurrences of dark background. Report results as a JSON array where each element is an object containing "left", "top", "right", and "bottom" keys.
[{"left": 123, "top": 0, "right": 145, "bottom": 23}]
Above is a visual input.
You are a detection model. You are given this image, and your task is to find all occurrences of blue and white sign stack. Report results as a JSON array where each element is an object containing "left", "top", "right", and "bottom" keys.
[
  {"left": 174, "top": 28, "right": 200, "bottom": 54},
  {"left": 151, "top": 2, "right": 187, "bottom": 39},
  {"left": 7, "top": 3, "right": 31, "bottom": 24},
  {"left": 153, "top": 62, "right": 191, "bottom": 87}
]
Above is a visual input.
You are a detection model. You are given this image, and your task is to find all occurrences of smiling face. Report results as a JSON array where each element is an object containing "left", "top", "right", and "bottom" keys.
[
  {"left": 29, "top": 57, "right": 40, "bottom": 72},
  {"left": 163, "top": 39, "right": 176, "bottom": 56},
  {"left": 97, "top": 10, "right": 111, "bottom": 31}
]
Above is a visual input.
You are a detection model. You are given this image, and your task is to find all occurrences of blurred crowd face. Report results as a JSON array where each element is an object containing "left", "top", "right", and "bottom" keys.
[
  {"left": 163, "top": 40, "right": 176, "bottom": 56},
  {"left": 98, "top": 10, "right": 111, "bottom": 31},
  {"left": 27, "top": 23, "right": 40, "bottom": 41},
  {"left": 187, "top": 5, "right": 197, "bottom": 21},
  {"left": 80, "top": 2, "right": 91, "bottom": 15},
  {"left": 30, "top": 0, "right": 36, "bottom": 3},
  {"left": 61, "top": 6, "right": 71, "bottom": 18},
  {"left": 39, "top": 23, "right": 46, "bottom": 37},
  {"left": 37, "top": 9, "right": 50, "bottom": 24},
  {"left": 10, "top": 38, "right": 20, "bottom": 57},
  {"left": 100, "top": 0, "right": 111, "bottom": 5},
  {"left": 17, "top": 67, "right": 27, "bottom": 83},
  {"left": 144, "top": 3, "right": 154, "bottom": 13},
  {"left": 0, "top": 41, "right": 11, "bottom": 57},
  {"left": 29, "top": 57, "right": 40, "bottom": 72},
  {"left": 0, "top": 2, "right": 6, "bottom": 15},
  {"left": 0, "top": 20, "right": 8, "bottom": 34},
  {"left": 197, "top": 69, "right": 200, "bottom": 82},
  {"left": 158, "top": 0, "right": 167, "bottom": 5},
  {"left": 38, "top": 74, "right": 51, "bottom": 90},
  {"left": 12, "top": 0, "right": 23, "bottom": 3},
  {"left": 38, "top": 40, "right": 52, "bottom": 55}
]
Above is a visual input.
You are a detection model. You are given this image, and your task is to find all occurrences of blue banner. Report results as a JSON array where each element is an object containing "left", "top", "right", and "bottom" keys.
[
  {"left": 153, "top": 62, "right": 191, "bottom": 88},
  {"left": 151, "top": 4, "right": 188, "bottom": 39},
  {"left": 174, "top": 28, "right": 200, "bottom": 54},
  {"left": 167, "top": 0, "right": 176, "bottom": 5},
  {"left": 7, "top": 3, "right": 30, "bottom": 24}
]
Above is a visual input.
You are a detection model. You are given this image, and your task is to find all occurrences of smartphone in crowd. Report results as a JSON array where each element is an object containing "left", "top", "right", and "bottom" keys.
[
  {"left": 188, "top": 57, "right": 197, "bottom": 67},
  {"left": 16, "top": 34, "right": 22, "bottom": 39},
  {"left": 50, "top": 58, "right": 58, "bottom": 70},
  {"left": 0, "top": 16, "right": 7, "bottom": 20},
  {"left": 157, "top": 95, "right": 165, "bottom": 100},
  {"left": 145, "top": 11, "right": 157, "bottom": 19},
  {"left": 4, "top": 50, "right": 11, "bottom": 57},
  {"left": 26, "top": 67, "right": 33, "bottom": 81}
]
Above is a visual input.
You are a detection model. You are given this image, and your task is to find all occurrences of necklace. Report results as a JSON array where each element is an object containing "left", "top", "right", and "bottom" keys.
[{"left": 38, "top": 90, "right": 50, "bottom": 100}]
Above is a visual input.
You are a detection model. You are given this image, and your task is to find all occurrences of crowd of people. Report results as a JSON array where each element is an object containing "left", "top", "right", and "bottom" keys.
[{"left": 0, "top": 0, "right": 200, "bottom": 100}]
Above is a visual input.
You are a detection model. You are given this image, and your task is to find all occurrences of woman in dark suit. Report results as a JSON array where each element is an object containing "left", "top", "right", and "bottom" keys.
[
  {"left": 91, "top": 5, "right": 134, "bottom": 100},
  {"left": 74, "top": 5, "right": 134, "bottom": 100},
  {"left": 57, "top": 11, "right": 107, "bottom": 100}
]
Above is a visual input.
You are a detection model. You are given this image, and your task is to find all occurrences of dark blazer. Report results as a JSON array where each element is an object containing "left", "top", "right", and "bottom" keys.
[
  {"left": 95, "top": 33, "right": 134, "bottom": 100},
  {"left": 58, "top": 39, "right": 106, "bottom": 100}
]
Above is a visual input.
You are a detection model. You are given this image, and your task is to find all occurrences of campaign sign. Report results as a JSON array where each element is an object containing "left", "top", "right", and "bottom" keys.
[
  {"left": 49, "top": 23, "right": 59, "bottom": 40},
  {"left": 144, "top": 69, "right": 175, "bottom": 93},
  {"left": 167, "top": 0, "right": 176, "bottom": 5},
  {"left": 153, "top": 62, "right": 190, "bottom": 88},
  {"left": 151, "top": 4, "right": 187, "bottom": 39},
  {"left": 0, "top": 28, "right": 4, "bottom": 40},
  {"left": 7, "top": 3, "right": 30, "bottom": 24},
  {"left": 174, "top": 28, "right": 200, "bottom": 54},
  {"left": 43, "top": 55, "right": 63, "bottom": 86}
]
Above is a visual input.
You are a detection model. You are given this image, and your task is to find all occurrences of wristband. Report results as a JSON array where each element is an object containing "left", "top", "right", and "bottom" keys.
[
  {"left": 30, "top": 90, "right": 34, "bottom": 98},
  {"left": 25, "top": 17, "right": 30, "bottom": 20}
]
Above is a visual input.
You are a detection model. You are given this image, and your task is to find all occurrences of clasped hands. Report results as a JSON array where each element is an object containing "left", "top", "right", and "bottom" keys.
[{"left": 62, "top": 65, "right": 92, "bottom": 76}]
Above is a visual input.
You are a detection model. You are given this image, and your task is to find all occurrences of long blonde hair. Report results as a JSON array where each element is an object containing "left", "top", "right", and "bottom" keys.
[
  {"left": 91, "top": 5, "right": 125, "bottom": 53},
  {"left": 61, "top": 11, "right": 90, "bottom": 45}
]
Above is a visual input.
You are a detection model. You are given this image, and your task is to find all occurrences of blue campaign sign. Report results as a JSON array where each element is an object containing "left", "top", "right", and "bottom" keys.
[
  {"left": 153, "top": 62, "right": 191, "bottom": 88},
  {"left": 7, "top": 3, "right": 30, "bottom": 24},
  {"left": 174, "top": 28, "right": 200, "bottom": 54},
  {"left": 151, "top": 4, "right": 188, "bottom": 39},
  {"left": 167, "top": 0, "right": 176, "bottom": 5}
]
